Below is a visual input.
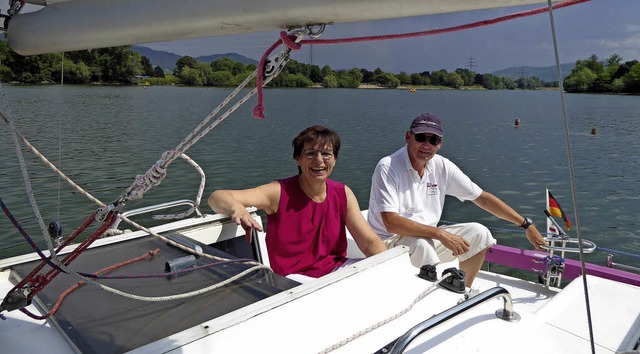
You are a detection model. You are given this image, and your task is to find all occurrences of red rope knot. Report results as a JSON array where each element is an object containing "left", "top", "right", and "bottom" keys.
[
  {"left": 253, "top": 32, "right": 302, "bottom": 119},
  {"left": 252, "top": 104, "right": 265, "bottom": 119},
  {"left": 279, "top": 31, "right": 301, "bottom": 51}
]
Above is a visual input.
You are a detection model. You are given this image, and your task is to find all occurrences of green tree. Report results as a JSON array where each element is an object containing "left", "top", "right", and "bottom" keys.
[
  {"left": 375, "top": 73, "right": 400, "bottom": 88},
  {"left": 174, "top": 56, "right": 199, "bottom": 76},
  {"left": 209, "top": 71, "right": 236, "bottom": 86},
  {"left": 61, "top": 60, "right": 92, "bottom": 84},
  {"left": 360, "top": 68, "right": 374, "bottom": 83},
  {"left": 179, "top": 66, "right": 204, "bottom": 85},
  {"left": 396, "top": 71, "right": 411, "bottom": 85},
  {"left": 321, "top": 65, "right": 333, "bottom": 77},
  {"left": 454, "top": 68, "right": 476, "bottom": 86},
  {"left": 502, "top": 77, "right": 517, "bottom": 90},
  {"left": 622, "top": 62, "right": 640, "bottom": 93},
  {"left": 564, "top": 68, "right": 597, "bottom": 92},
  {"left": 336, "top": 69, "right": 362, "bottom": 88},
  {"left": 444, "top": 72, "right": 463, "bottom": 88},
  {"left": 153, "top": 66, "right": 165, "bottom": 78},
  {"left": 210, "top": 57, "right": 244, "bottom": 75},
  {"left": 322, "top": 74, "right": 339, "bottom": 88},
  {"left": 309, "top": 65, "right": 322, "bottom": 83},
  {"left": 140, "top": 56, "right": 154, "bottom": 77},
  {"left": 430, "top": 70, "right": 448, "bottom": 86}
]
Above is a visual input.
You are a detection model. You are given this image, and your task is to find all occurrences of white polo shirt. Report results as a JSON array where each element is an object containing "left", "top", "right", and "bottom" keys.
[{"left": 368, "top": 146, "right": 483, "bottom": 240}]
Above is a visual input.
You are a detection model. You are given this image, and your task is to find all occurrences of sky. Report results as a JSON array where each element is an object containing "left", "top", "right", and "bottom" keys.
[{"left": 140, "top": 0, "right": 638, "bottom": 74}]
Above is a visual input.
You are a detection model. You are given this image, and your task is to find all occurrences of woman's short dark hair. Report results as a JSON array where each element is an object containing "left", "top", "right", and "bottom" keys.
[{"left": 292, "top": 125, "right": 341, "bottom": 159}]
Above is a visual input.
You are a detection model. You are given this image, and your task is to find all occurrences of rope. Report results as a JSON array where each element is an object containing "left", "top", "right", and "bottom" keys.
[
  {"left": 0, "top": 81, "right": 61, "bottom": 260},
  {"left": 80, "top": 257, "right": 258, "bottom": 280},
  {"left": 20, "top": 248, "right": 161, "bottom": 320},
  {"left": 152, "top": 153, "right": 204, "bottom": 220},
  {"left": 3, "top": 196, "right": 271, "bottom": 306},
  {"left": 545, "top": 0, "right": 594, "bottom": 350},
  {"left": 0, "top": 111, "right": 106, "bottom": 208},
  {"left": 0, "top": 197, "right": 64, "bottom": 272},
  {"left": 319, "top": 273, "right": 452, "bottom": 353},
  {"left": 303, "top": 0, "right": 588, "bottom": 47},
  {"left": 251, "top": 0, "right": 590, "bottom": 119},
  {"left": 0, "top": 43, "right": 284, "bottom": 302},
  {"left": 440, "top": 219, "right": 640, "bottom": 260},
  {"left": 0, "top": 0, "right": 594, "bottom": 308},
  {"left": 122, "top": 47, "right": 289, "bottom": 202},
  {"left": 596, "top": 247, "right": 640, "bottom": 259}
]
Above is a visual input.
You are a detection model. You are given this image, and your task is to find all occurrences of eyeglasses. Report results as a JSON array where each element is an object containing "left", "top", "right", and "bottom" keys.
[
  {"left": 303, "top": 149, "right": 334, "bottom": 160},
  {"left": 412, "top": 132, "right": 442, "bottom": 145}
]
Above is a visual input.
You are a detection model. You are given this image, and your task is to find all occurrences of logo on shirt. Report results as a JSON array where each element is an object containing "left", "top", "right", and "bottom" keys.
[{"left": 426, "top": 182, "right": 439, "bottom": 196}]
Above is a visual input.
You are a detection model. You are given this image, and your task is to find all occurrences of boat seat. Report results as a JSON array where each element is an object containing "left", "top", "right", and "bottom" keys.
[{"left": 256, "top": 210, "right": 460, "bottom": 278}]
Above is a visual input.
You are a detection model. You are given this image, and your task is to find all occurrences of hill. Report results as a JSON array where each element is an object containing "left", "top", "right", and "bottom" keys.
[
  {"left": 491, "top": 63, "right": 575, "bottom": 82},
  {"left": 132, "top": 45, "right": 258, "bottom": 72},
  {"left": 131, "top": 44, "right": 575, "bottom": 81}
]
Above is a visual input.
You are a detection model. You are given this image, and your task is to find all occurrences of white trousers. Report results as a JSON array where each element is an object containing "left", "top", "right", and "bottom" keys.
[{"left": 388, "top": 222, "right": 496, "bottom": 268}]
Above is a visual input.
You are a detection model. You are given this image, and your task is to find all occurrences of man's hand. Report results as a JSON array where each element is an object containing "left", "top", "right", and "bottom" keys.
[
  {"left": 525, "top": 225, "right": 547, "bottom": 251},
  {"left": 438, "top": 230, "right": 471, "bottom": 256}
]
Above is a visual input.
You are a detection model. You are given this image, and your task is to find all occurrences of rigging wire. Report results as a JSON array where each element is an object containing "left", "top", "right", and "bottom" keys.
[
  {"left": 545, "top": 0, "right": 595, "bottom": 353},
  {"left": 0, "top": 0, "right": 609, "bottom": 313},
  {"left": 56, "top": 52, "right": 64, "bottom": 221},
  {"left": 0, "top": 34, "right": 297, "bottom": 305}
]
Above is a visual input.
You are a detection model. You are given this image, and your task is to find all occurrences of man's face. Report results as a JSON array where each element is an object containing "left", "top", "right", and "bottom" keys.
[{"left": 405, "top": 131, "right": 442, "bottom": 164}]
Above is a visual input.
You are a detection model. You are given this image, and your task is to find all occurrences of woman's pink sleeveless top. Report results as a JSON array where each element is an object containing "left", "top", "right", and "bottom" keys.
[{"left": 266, "top": 176, "right": 348, "bottom": 277}]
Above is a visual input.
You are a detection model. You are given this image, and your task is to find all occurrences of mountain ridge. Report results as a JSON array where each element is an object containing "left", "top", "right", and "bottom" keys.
[
  {"left": 133, "top": 45, "right": 575, "bottom": 81},
  {"left": 131, "top": 45, "right": 258, "bottom": 72},
  {"left": 490, "top": 63, "right": 575, "bottom": 82}
]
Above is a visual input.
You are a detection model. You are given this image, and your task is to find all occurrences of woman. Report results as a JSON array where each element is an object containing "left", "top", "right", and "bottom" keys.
[{"left": 208, "top": 125, "right": 386, "bottom": 281}]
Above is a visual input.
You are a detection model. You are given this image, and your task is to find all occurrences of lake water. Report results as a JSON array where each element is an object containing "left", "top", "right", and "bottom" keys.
[{"left": 1, "top": 85, "right": 639, "bottom": 269}]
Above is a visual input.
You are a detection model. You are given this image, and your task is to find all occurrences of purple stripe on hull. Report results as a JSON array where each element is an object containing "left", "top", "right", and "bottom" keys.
[{"left": 486, "top": 245, "right": 640, "bottom": 287}]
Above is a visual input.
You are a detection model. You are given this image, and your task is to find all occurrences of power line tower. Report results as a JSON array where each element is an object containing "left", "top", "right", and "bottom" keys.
[{"left": 466, "top": 55, "right": 477, "bottom": 72}]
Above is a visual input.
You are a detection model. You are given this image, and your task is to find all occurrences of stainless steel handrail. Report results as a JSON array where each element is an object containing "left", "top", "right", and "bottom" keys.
[
  {"left": 390, "top": 287, "right": 519, "bottom": 354},
  {"left": 109, "top": 199, "right": 199, "bottom": 230},
  {"left": 542, "top": 237, "right": 597, "bottom": 253}
]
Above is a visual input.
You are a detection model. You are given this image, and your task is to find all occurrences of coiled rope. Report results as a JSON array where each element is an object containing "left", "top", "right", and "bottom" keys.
[{"left": 319, "top": 272, "right": 453, "bottom": 353}]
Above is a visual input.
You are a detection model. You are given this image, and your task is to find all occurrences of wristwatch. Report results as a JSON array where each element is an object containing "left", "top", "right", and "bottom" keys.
[{"left": 519, "top": 217, "right": 533, "bottom": 230}]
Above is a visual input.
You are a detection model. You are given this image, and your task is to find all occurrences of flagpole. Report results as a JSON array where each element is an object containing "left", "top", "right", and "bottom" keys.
[{"left": 544, "top": 210, "right": 567, "bottom": 237}]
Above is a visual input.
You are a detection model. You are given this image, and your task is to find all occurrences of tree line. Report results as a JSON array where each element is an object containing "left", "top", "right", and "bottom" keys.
[
  {"left": 563, "top": 54, "right": 640, "bottom": 93},
  {"left": 1, "top": 41, "right": 638, "bottom": 93},
  {"left": 174, "top": 55, "right": 550, "bottom": 90}
]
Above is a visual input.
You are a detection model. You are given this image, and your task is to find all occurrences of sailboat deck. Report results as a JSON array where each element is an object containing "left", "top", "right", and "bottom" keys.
[{"left": 4, "top": 233, "right": 297, "bottom": 353}]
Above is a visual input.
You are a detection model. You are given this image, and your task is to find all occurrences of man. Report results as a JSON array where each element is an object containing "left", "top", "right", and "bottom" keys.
[{"left": 368, "top": 113, "right": 547, "bottom": 287}]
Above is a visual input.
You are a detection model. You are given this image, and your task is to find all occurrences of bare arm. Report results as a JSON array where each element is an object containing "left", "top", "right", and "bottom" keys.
[
  {"left": 207, "top": 181, "right": 280, "bottom": 242},
  {"left": 344, "top": 186, "right": 387, "bottom": 257},
  {"left": 471, "top": 191, "right": 547, "bottom": 250}
]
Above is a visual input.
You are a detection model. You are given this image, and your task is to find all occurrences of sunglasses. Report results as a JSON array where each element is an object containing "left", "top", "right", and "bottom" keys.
[{"left": 413, "top": 132, "right": 442, "bottom": 145}]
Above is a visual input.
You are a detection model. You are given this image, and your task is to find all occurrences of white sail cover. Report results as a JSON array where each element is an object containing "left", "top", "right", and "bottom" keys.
[{"left": 8, "top": 0, "right": 553, "bottom": 55}]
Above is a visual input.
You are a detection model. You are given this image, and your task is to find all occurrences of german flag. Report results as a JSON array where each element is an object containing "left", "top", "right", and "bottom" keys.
[{"left": 548, "top": 191, "right": 571, "bottom": 230}]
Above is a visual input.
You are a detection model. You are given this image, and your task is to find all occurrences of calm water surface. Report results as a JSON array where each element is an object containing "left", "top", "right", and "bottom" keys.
[{"left": 1, "top": 85, "right": 639, "bottom": 269}]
